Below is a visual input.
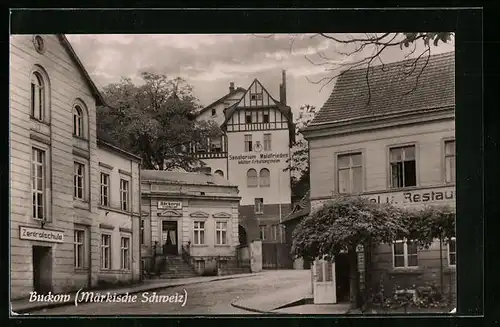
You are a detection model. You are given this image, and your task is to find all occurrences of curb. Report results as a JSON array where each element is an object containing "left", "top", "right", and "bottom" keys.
[
  {"left": 230, "top": 297, "right": 312, "bottom": 314},
  {"left": 12, "top": 273, "right": 259, "bottom": 314}
]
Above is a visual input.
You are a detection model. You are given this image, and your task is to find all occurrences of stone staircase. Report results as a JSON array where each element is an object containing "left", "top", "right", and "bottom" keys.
[{"left": 159, "top": 255, "right": 200, "bottom": 279}]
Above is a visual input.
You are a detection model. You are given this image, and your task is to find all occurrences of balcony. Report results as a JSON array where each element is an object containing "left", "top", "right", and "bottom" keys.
[{"left": 192, "top": 151, "right": 228, "bottom": 159}]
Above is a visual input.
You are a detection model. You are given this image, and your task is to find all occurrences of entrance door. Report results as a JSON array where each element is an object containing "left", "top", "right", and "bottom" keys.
[
  {"left": 313, "top": 258, "right": 336, "bottom": 304},
  {"left": 161, "top": 221, "right": 178, "bottom": 255},
  {"left": 33, "top": 246, "right": 53, "bottom": 294},
  {"left": 335, "top": 253, "right": 350, "bottom": 302}
]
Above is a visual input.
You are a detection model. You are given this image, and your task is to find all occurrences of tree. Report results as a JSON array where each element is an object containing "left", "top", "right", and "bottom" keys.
[
  {"left": 97, "top": 72, "right": 221, "bottom": 171},
  {"left": 292, "top": 195, "right": 407, "bottom": 308},
  {"left": 285, "top": 104, "right": 317, "bottom": 203},
  {"left": 305, "top": 33, "right": 455, "bottom": 102}
]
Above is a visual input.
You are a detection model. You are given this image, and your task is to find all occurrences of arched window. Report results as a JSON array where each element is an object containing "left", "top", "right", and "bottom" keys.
[
  {"left": 214, "top": 170, "right": 224, "bottom": 177},
  {"left": 247, "top": 169, "right": 258, "bottom": 188},
  {"left": 259, "top": 168, "right": 270, "bottom": 187},
  {"left": 73, "top": 105, "right": 83, "bottom": 137},
  {"left": 31, "top": 72, "right": 44, "bottom": 120}
]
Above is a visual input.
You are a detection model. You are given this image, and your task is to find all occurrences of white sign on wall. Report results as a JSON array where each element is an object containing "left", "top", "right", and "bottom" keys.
[
  {"left": 19, "top": 226, "right": 65, "bottom": 243},
  {"left": 158, "top": 200, "right": 183, "bottom": 210},
  {"left": 229, "top": 152, "right": 289, "bottom": 165}
]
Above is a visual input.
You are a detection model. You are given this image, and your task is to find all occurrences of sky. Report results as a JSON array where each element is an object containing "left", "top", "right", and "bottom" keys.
[{"left": 66, "top": 33, "right": 455, "bottom": 120}]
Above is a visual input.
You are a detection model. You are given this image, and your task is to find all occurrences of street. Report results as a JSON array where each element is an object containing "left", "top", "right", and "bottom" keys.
[{"left": 29, "top": 270, "right": 310, "bottom": 315}]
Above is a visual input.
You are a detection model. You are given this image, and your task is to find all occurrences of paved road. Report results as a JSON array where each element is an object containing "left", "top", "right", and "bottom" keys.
[{"left": 30, "top": 270, "right": 310, "bottom": 315}]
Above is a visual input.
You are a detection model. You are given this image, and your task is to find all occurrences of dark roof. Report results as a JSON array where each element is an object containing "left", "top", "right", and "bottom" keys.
[
  {"left": 196, "top": 87, "right": 246, "bottom": 116},
  {"left": 97, "top": 139, "right": 142, "bottom": 163},
  {"left": 141, "top": 170, "right": 236, "bottom": 188},
  {"left": 282, "top": 190, "right": 310, "bottom": 224},
  {"left": 307, "top": 51, "right": 455, "bottom": 127},
  {"left": 57, "top": 35, "right": 106, "bottom": 106}
]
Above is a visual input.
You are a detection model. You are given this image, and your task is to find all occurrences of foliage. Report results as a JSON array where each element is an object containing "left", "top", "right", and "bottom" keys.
[
  {"left": 97, "top": 72, "right": 221, "bottom": 171},
  {"left": 376, "top": 283, "right": 450, "bottom": 310},
  {"left": 284, "top": 104, "right": 317, "bottom": 203},
  {"left": 403, "top": 205, "right": 456, "bottom": 248},
  {"left": 291, "top": 195, "right": 407, "bottom": 262}
]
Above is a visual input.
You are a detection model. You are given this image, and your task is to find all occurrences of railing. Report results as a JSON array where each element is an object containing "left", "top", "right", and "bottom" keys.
[
  {"left": 192, "top": 152, "right": 228, "bottom": 159},
  {"left": 181, "top": 242, "right": 195, "bottom": 267}
]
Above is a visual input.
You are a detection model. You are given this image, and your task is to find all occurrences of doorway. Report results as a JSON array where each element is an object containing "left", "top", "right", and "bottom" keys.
[
  {"left": 335, "top": 253, "right": 350, "bottom": 302},
  {"left": 32, "top": 246, "right": 53, "bottom": 294},
  {"left": 161, "top": 221, "right": 178, "bottom": 255}
]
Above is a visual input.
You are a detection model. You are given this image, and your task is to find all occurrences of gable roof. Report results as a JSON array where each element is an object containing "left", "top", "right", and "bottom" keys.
[
  {"left": 221, "top": 79, "right": 295, "bottom": 144},
  {"left": 307, "top": 51, "right": 455, "bottom": 128},
  {"left": 282, "top": 190, "right": 311, "bottom": 224},
  {"left": 57, "top": 35, "right": 106, "bottom": 106},
  {"left": 196, "top": 87, "right": 246, "bottom": 116}
]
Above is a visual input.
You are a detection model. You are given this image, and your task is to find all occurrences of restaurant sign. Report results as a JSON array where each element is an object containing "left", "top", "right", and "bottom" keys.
[
  {"left": 229, "top": 152, "right": 289, "bottom": 165},
  {"left": 365, "top": 186, "right": 455, "bottom": 206},
  {"left": 158, "top": 200, "right": 182, "bottom": 210},
  {"left": 19, "top": 226, "right": 65, "bottom": 243}
]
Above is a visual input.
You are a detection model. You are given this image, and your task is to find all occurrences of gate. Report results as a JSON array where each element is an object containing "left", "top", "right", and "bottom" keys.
[{"left": 262, "top": 243, "right": 293, "bottom": 269}]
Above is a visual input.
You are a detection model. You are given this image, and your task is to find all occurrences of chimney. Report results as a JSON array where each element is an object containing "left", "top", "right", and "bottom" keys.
[
  {"left": 229, "top": 82, "right": 235, "bottom": 93},
  {"left": 279, "top": 70, "right": 287, "bottom": 105},
  {"left": 199, "top": 166, "right": 212, "bottom": 175}
]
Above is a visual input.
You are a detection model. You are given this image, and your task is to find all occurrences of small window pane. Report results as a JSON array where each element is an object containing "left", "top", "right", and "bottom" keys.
[
  {"left": 338, "top": 169, "right": 350, "bottom": 193},
  {"left": 390, "top": 148, "right": 403, "bottom": 162},
  {"left": 325, "top": 262, "right": 333, "bottom": 282},
  {"left": 445, "top": 140, "right": 455, "bottom": 155},
  {"left": 351, "top": 154, "right": 362, "bottom": 166},
  {"left": 394, "top": 256, "right": 405, "bottom": 268},
  {"left": 408, "top": 255, "right": 418, "bottom": 267},
  {"left": 407, "top": 242, "right": 418, "bottom": 255},
  {"left": 352, "top": 167, "right": 363, "bottom": 193},
  {"left": 394, "top": 242, "right": 404, "bottom": 255},
  {"left": 337, "top": 155, "right": 350, "bottom": 168},
  {"left": 404, "top": 146, "right": 416, "bottom": 161}
]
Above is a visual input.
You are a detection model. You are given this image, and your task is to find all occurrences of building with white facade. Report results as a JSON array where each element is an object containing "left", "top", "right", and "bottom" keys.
[{"left": 193, "top": 73, "right": 295, "bottom": 253}]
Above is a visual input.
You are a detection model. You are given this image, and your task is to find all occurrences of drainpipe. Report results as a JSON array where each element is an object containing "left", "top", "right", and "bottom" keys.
[{"left": 138, "top": 162, "right": 143, "bottom": 282}]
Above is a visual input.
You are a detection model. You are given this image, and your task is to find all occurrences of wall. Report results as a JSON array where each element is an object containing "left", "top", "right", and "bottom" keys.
[
  {"left": 141, "top": 180, "right": 241, "bottom": 264},
  {"left": 309, "top": 119, "right": 455, "bottom": 199},
  {"left": 307, "top": 117, "right": 456, "bottom": 300},
  {"left": 196, "top": 90, "right": 245, "bottom": 126},
  {"left": 10, "top": 35, "right": 99, "bottom": 298},
  {"left": 96, "top": 147, "right": 141, "bottom": 283}
]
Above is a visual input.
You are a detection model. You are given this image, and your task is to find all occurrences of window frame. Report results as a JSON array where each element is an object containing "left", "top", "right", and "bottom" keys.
[
  {"left": 247, "top": 168, "right": 258, "bottom": 188},
  {"left": 215, "top": 221, "right": 228, "bottom": 245},
  {"left": 120, "top": 178, "right": 130, "bottom": 212},
  {"left": 100, "top": 233, "right": 112, "bottom": 270},
  {"left": 73, "top": 161, "right": 86, "bottom": 201},
  {"left": 271, "top": 224, "right": 279, "bottom": 241},
  {"left": 140, "top": 219, "right": 145, "bottom": 245},
  {"left": 259, "top": 225, "right": 267, "bottom": 241},
  {"left": 120, "top": 236, "right": 131, "bottom": 270},
  {"left": 193, "top": 221, "right": 206, "bottom": 245},
  {"left": 259, "top": 168, "right": 270, "bottom": 187},
  {"left": 263, "top": 133, "right": 272, "bottom": 151},
  {"left": 388, "top": 143, "right": 418, "bottom": 189},
  {"left": 100, "top": 172, "right": 110, "bottom": 207},
  {"left": 73, "top": 105, "right": 84, "bottom": 137},
  {"left": 74, "top": 229, "right": 85, "bottom": 269},
  {"left": 443, "top": 138, "right": 456, "bottom": 184},
  {"left": 392, "top": 239, "right": 419, "bottom": 269},
  {"left": 255, "top": 198, "right": 264, "bottom": 214},
  {"left": 336, "top": 152, "right": 363, "bottom": 194},
  {"left": 244, "top": 134, "right": 253, "bottom": 152},
  {"left": 31, "top": 147, "right": 47, "bottom": 221},
  {"left": 447, "top": 237, "right": 457, "bottom": 267},
  {"left": 30, "top": 72, "right": 45, "bottom": 121}
]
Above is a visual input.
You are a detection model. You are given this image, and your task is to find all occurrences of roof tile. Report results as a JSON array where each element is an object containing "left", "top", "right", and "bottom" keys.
[{"left": 309, "top": 51, "right": 455, "bottom": 126}]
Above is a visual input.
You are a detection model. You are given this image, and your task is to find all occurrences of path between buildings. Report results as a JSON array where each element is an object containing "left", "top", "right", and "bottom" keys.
[{"left": 11, "top": 272, "right": 262, "bottom": 314}]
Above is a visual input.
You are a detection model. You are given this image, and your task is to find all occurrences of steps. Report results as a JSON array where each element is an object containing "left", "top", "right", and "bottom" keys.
[{"left": 160, "top": 255, "right": 200, "bottom": 279}]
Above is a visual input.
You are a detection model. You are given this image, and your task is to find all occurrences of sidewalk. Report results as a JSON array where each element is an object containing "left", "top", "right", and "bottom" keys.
[
  {"left": 11, "top": 272, "right": 262, "bottom": 314},
  {"left": 231, "top": 282, "right": 313, "bottom": 313},
  {"left": 231, "top": 283, "right": 350, "bottom": 314}
]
